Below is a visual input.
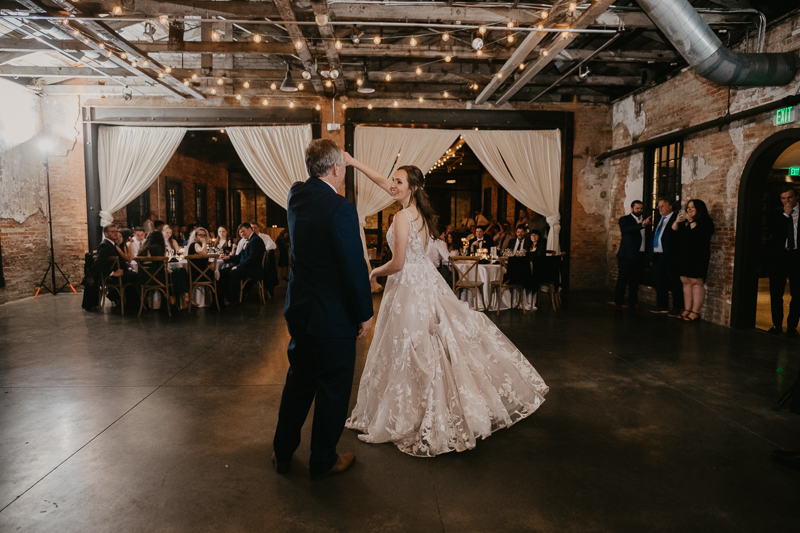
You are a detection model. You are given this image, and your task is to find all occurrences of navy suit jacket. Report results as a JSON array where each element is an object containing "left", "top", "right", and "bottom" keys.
[
  {"left": 284, "top": 177, "right": 373, "bottom": 338},
  {"left": 617, "top": 214, "right": 647, "bottom": 259},
  {"left": 229, "top": 233, "right": 266, "bottom": 279},
  {"left": 650, "top": 212, "right": 676, "bottom": 256}
]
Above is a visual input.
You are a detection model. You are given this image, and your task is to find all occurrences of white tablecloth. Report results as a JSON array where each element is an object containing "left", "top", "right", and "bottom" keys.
[
  {"left": 452, "top": 261, "right": 535, "bottom": 312},
  {"left": 129, "top": 258, "right": 224, "bottom": 309}
]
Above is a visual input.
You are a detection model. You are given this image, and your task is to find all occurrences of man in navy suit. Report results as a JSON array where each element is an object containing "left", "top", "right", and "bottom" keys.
[
  {"left": 650, "top": 198, "right": 684, "bottom": 315},
  {"left": 615, "top": 200, "right": 651, "bottom": 309},
  {"left": 273, "top": 139, "right": 373, "bottom": 479},
  {"left": 218, "top": 222, "right": 267, "bottom": 304}
]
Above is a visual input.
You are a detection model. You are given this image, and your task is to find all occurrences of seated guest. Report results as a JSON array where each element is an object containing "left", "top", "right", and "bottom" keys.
[
  {"left": 445, "top": 233, "right": 458, "bottom": 256},
  {"left": 95, "top": 225, "right": 138, "bottom": 308},
  {"left": 515, "top": 209, "right": 529, "bottom": 232},
  {"left": 162, "top": 225, "right": 180, "bottom": 255},
  {"left": 216, "top": 226, "right": 233, "bottom": 254},
  {"left": 132, "top": 226, "right": 146, "bottom": 256},
  {"left": 460, "top": 213, "right": 475, "bottom": 230},
  {"left": 250, "top": 221, "right": 279, "bottom": 297},
  {"left": 153, "top": 220, "right": 165, "bottom": 233},
  {"left": 116, "top": 227, "right": 135, "bottom": 266},
  {"left": 143, "top": 213, "right": 155, "bottom": 235},
  {"left": 529, "top": 230, "right": 546, "bottom": 257},
  {"left": 507, "top": 226, "right": 531, "bottom": 254},
  {"left": 469, "top": 227, "right": 489, "bottom": 252},
  {"left": 183, "top": 224, "right": 196, "bottom": 246},
  {"left": 494, "top": 222, "right": 514, "bottom": 250},
  {"left": 219, "top": 222, "right": 267, "bottom": 305},
  {"left": 250, "top": 221, "right": 278, "bottom": 252},
  {"left": 466, "top": 225, "right": 477, "bottom": 242},
  {"left": 427, "top": 234, "right": 452, "bottom": 285},
  {"left": 137, "top": 230, "right": 190, "bottom": 307},
  {"left": 186, "top": 227, "right": 211, "bottom": 272}
]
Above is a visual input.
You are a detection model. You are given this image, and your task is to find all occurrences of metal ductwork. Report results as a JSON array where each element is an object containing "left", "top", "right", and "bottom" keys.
[{"left": 636, "top": 0, "right": 798, "bottom": 86}]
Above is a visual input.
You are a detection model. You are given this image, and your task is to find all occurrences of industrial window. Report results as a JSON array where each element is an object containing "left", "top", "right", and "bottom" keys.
[
  {"left": 644, "top": 140, "right": 683, "bottom": 219},
  {"left": 126, "top": 190, "right": 150, "bottom": 228},
  {"left": 215, "top": 188, "right": 226, "bottom": 230},
  {"left": 483, "top": 187, "right": 492, "bottom": 220},
  {"left": 166, "top": 179, "right": 183, "bottom": 226},
  {"left": 497, "top": 188, "right": 508, "bottom": 223},
  {"left": 195, "top": 184, "right": 208, "bottom": 228}
]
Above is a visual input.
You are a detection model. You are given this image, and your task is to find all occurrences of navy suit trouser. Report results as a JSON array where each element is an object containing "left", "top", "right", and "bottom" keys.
[
  {"left": 615, "top": 253, "right": 646, "bottom": 306},
  {"left": 273, "top": 333, "right": 356, "bottom": 477},
  {"left": 769, "top": 250, "right": 800, "bottom": 329},
  {"left": 652, "top": 252, "right": 684, "bottom": 310}
]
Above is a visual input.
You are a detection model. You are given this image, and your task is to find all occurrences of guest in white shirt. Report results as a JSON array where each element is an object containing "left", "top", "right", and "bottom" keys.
[
  {"left": 469, "top": 227, "right": 489, "bottom": 252},
  {"left": 427, "top": 235, "right": 453, "bottom": 285},
  {"left": 250, "top": 221, "right": 278, "bottom": 252},
  {"left": 132, "top": 226, "right": 146, "bottom": 256}
]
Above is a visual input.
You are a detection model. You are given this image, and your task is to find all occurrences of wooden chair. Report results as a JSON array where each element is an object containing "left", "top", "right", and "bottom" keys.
[
  {"left": 239, "top": 251, "right": 267, "bottom": 304},
  {"left": 99, "top": 256, "right": 136, "bottom": 315},
  {"left": 186, "top": 253, "right": 220, "bottom": 312},
  {"left": 451, "top": 256, "right": 486, "bottom": 311},
  {"left": 136, "top": 256, "right": 171, "bottom": 317},
  {"left": 489, "top": 257, "right": 528, "bottom": 315}
]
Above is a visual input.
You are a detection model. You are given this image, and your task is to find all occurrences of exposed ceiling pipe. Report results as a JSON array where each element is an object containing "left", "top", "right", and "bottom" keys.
[{"left": 636, "top": 0, "right": 797, "bottom": 86}]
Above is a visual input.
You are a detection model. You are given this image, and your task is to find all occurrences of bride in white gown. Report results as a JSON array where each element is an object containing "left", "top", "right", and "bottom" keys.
[{"left": 345, "top": 155, "right": 548, "bottom": 457}]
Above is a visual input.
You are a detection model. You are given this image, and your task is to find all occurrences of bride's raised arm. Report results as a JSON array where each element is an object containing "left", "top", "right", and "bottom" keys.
[{"left": 344, "top": 152, "right": 393, "bottom": 196}]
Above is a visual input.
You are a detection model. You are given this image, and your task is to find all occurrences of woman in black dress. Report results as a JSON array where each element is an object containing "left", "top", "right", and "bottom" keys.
[{"left": 671, "top": 199, "right": 715, "bottom": 322}]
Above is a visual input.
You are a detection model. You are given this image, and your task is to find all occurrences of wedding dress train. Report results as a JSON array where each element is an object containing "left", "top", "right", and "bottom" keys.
[{"left": 346, "top": 209, "right": 548, "bottom": 457}]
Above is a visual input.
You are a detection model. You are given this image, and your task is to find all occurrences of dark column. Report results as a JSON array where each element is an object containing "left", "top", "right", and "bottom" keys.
[
  {"left": 344, "top": 123, "right": 355, "bottom": 203},
  {"left": 83, "top": 120, "right": 102, "bottom": 252}
]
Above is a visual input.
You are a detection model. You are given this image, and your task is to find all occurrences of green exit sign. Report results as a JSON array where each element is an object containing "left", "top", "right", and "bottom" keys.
[
  {"left": 791, "top": 167, "right": 800, "bottom": 177},
  {"left": 776, "top": 106, "right": 795, "bottom": 126}
]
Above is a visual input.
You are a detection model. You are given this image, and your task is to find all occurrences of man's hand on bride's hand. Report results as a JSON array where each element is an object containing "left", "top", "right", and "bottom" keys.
[{"left": 357, "top": 317, "right": 373, "bottom": 339}]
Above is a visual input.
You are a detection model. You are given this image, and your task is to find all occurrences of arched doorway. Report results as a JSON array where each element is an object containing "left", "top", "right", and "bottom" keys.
[{"left": 731, "top": 128, "right": 800, "bottom": 328}]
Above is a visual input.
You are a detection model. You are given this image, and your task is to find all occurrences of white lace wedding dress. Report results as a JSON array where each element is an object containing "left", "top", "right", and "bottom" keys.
[{"left": 346, "top": 209, "right": 548, "bottom": 457}]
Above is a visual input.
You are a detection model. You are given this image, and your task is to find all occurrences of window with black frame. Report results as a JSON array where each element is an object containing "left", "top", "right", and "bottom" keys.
[
  {"left": 497, "top": 188, "right": 508, "bottom": 223},
  {"left": 126, "top": 190, "right": 150, "bottom": 227},
  {"left": 641, "top": 140, "right": 683, "bottom": 286},
  {"left": 195, "top": 184, "right": 208, "bottom": 228},
  {"left": 166, "top": 179, "right": 183, "bottom": 226},
  {"left": 215, "top": 188, "right": 226, "bottom": 229},
  {"left": 483, "top": 188, "right": 492, "bottom": 220}
]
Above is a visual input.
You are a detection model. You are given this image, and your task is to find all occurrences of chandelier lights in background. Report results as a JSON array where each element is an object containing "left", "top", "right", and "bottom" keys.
[{"left": 430, "top": 138, "right": 466, "bottom": 172}]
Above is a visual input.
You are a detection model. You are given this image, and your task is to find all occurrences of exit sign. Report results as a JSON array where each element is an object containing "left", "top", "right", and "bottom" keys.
[
  {"left": 791, "top": 167, "right": 800, "bottom": 177},
  {"left": 775, "top": 106, "right": 795, "bottom": 126}
]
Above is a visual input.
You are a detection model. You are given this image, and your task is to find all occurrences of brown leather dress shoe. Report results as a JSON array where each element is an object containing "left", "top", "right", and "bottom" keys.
[{"left": 313, "top": 453, "right": 356, "bottom": 479}]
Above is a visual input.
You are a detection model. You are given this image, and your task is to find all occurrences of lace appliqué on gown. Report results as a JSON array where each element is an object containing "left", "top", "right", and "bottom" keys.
[{"left": 345, "top": 209, "right": 548, "bottom": 457}]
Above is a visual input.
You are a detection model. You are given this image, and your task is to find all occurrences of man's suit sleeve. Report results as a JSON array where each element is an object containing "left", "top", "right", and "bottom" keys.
[
  {"left": 619, "top": 216, "right": 643, "bottom": 234},
  {"left": 240, "top": 237, "right": 266, "bottom": 270},
  {"left": 331, "top": 201, "right": 374, "bottom": 323},
  {"left": 94, "top": 245, "right": 113, "bottom": 276}
]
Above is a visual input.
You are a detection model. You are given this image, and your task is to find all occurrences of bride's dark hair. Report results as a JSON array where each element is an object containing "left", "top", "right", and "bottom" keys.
[{"left": 397, "top": 165, "right": 440, "bottom": 240}]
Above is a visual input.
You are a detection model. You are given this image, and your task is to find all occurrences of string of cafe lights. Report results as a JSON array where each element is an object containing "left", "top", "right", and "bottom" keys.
[{"left": 430, "top": 137, "right": 467, "bottom": 172}]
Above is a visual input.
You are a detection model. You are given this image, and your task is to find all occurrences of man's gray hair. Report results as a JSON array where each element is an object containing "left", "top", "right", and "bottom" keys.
[{"left": 305, "top": 139, "right": 344, "bottom": 178}]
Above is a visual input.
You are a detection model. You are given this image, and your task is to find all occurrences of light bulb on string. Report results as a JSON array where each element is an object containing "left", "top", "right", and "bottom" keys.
[
  {"left": 477, "top": 50, "right": 482, "bottom": 57},
  {"left": 325, "top": 80, "right": 333, "bottom": 88},
  {"left": 270, "top": 83, "right": 277, "bottom": 90},
  {"left": 253, "top": 34, "right": 262, "bottom": 43},
  {"left": 385, "top": 73, "right": 392, "bottom": 81},
  {"left": 157, "top": 72, "right": 164, "bottom": 78},
  {"left": 298, "top": 83, "right": 304, "bottom": 90},
  {"left": 507, "top": 21, "right": 514, "bottom": 28},
  {"left": 418, "top": 97, "right": 424, "bottom": 103},
  {"left": 373, "top": 35, "right": 381, "bottom": 44},
  {"left": 356, "top": 78, "right": 363, "bottom": 86},
  {"left": 507, "top": 35, "right": 515, "bottom": 43},
  {"left": 519, "top": 63, "right": 525, "bottom": 70},
  {"left": 191, "top": 73, "right": 198, "bottom": 80},
  {"left": 416, "top": 67, "right": 422, "bottom": 75},
  {"left": 165, "top": 66, "right": 172, "bottom": 73},
  {"left": 159, "top": 16, "right": 168, "bottom": 25},
  {"left": 141, "top": 60, "right": 148, "bottom": 67},
  {"left": 98, "top": 43, "right": 105, "bottom": 49},
  {"left": 112, "top": 6, "right": 122, "bottom": 15},
  {"left": 393, "top": 101, "right": 398, "bottom": 107},
  {"left": 443, "top": 91, "right": 449, "bottom": 97},
  {"left": 342, "top": 104, "right": 347, "bottom": 110},
  {"left": 262, "top": 99, "right": 268, "bottom": 106},
  {"left": 410, "top": 37, "right": 417, "bottom": 46},
  {"left": 315, "top": 103, "right": 321, "bottom": 110},
  {"left": 542, "top": 49, "right": 549, "bottom": 56},
  {"left": 294, "top": 40, "right": 303, "bottom": 49},
  {"left": 289, "top": 102, "right": 295, "bottom": 108},
  {"left": 120, "top": 52, "right": 127, "bottom": 59},
  {"left": 445, "top": 55, "right": 451, "bottom": 62},
  {"left": 183, "top": 80, "right": 189, "bottom": 86},
  {"left": 72, "top": 29, "right": 79, "bottom": 36},
  {"left": 217, "top": 77, "right": 224, "bottom": 85},
  {"left": 211, "top": 31, "right": 219, "bottom": 41},
  {"left": 478, "top": 26, "right": 486, "bottom": 35},
  {"left": 561, "top": 31, "right": 570, "bottom": 40},
  {"left": 335, "top": 40, "right": 342, "bottom": 50},
  {"left": 541, "top": 11, "right": 549, "bottom": 19},
  {"left": 368, "top": 104, "right": 373, "bottom": 110},
  {"left": 210, "top": 88, "right": 216, "bottom": 95},
  {"left": 441, "top": 33, "right": 449, "bottom": 41},
  {"left": 243, "top": 81, "right": 250, "bottom": 88},
  {"left": 235, "top": 94, "right": 242, "bottom": 100},
  {"left": 569, "top": 2, "right": 577, "bottom": 11}
]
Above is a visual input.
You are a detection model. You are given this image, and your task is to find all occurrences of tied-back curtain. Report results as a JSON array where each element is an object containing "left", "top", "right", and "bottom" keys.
[
  {"left": 227, "top": 125, "right": 312, "bottom": 209},
  {"left": 98, "top": 126, "right": 186, "bottom": 227},
  {"left": 463, "top": 130, "right": 562, "bottom": 253}
]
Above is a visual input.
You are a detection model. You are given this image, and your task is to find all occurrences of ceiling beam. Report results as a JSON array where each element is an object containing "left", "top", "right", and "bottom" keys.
[
  {"left": 496, "top": 0, "right": 617, "bottom": 105},
  {"left": 0, "top": 65, "right": 131, "bottom": 77},
  {"left": 310, "top": 0, "right": 346, "bottom": 93},
  {"left": 475, "top": 0, "right": 567, "bottom": 105},
  {"left": 271, "top": 0, "right": 324, "bottom": 94}
]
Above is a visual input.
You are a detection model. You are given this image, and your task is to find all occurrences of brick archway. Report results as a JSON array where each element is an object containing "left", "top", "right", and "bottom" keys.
[{"left": 731, "top": 128, "right": 800, "bottom": 328}]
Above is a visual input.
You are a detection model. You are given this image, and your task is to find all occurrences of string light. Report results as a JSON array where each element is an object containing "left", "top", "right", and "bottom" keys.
[
  {"left": 478, "top": 26, "right": 486, "bottom": 35},
  {"left": 385, "top": 73, "right": 392, "bottom": 81},
  {"left": 441, "top": 33, "right": 449, "bottom": 41},
  {"left": 83, "top": 37, "right": 90, "bottom": 44},
  {"left": 541, "top": 11, "right": 549, "bottom": 19},
  {"left": 210, "top": 88, "right": 216, "bottom": 95},
  {"left": 335, "top": 40, "right": 342, "bottom": 50},
  {"left": 342, "top": 104, "right": 347, "bottom": 110},
  {"left": 519, "top": 63, "right": 525, "bottom": 70},
  {"left": 157, "top": 72, "right": 164, "bottom": 78},
  {"left": 120, "top": 52, "right": 127, "bottom": 59},
  {"left": 325, "top": 80, "right": 333, "bottom": 87},
  {"left": 98, "top": 43, "right": 105, "bottom": 49},
  {"left": 106, "top": 50, "right": 113, "bottom": 57},
  {"left": 235, "top": 94, "right": 242, "bottom": 100},
  {"left": 141, "top": 60, "right": 148, "bottom": 67},
  {"left": 410, "top": 37, "right": 417, "bottom": 46},
  {"left": 262, "top": 99, "right": 268, "bottom": 105},
  {"left": 211, "top": 31, "right": 219, "bottom": 41},
  {"left": 443, "top": 91, "right": 449, "bottom": 97},
  {"left": 298, "top": 83, "right": 304, "bottom": 90},
  {"left": 416, "top": 67, "right": 422, "bottom": 75},
  {"left": 294, "top": 40, "right": 303, "bottom": 49},
  {"left": 569, "top": 2, "right": 577, "bottom": 11},
  {"left": 373, "top": 35, "right": 381, "bottom": 44},
  {"left": 445, "top": 55, "right": 452, "bottom": 62},
  {"left": 561, "top": 31, "right": 570, "bottom": 39},
  {"left": 497, "top": 72, "right": 502, "bottom": 78},
  {"left": 507, "top": 35, "right": 515, "bottom": 43},
  {"left": 112, "top": 6, "right": 122, "bottom": 15},
  {"left": 191, "top": 73, "right": 198, "bottom": 80},
  {"left": 356, "top": 78, "right": 363, "bottom": 86},
  {"left": 477, "top": 50, "right": 483, "bottom": 57},
  {"left": 183, "top": 80, "right": 189, "bottom": 85},
  {"left": 289, "top": 102, "right": 295, "bottom": 108},
  {"left": 270, "top": 82, "right": 277, "bottom": 90},
  {"left": 159, "top": 16, "right": 169, "bottom": 25},
  {"left": 253, "top": 34, "right": 262, "bottom": 43},
  {"left": 394, "top": 101, "right": 398, "bottom": 107},
  {"left": 131, "top": 60, "right": 138, "bottom": 67},
  {"left": 542, "top": 49, "right": 549, "bottom": 56},
  {"left": 418, "top": 96, "right": 424, "bottom": 102},
  {"left": 243, "top": 81, "right": 250, "bottom": 88},
  {"left": 537, "top": 24, "right": 544, "bottom": 31},
  {"left": 507, "top": 21, "right": 514, "bottom": 28},
  {"left": 72, "top": 29, "right": 79, "bottom": 36},
  {"left": 315, "top": 103, "right": 321, "bottom": 110},
  {"left": 165, "top": 66, "right": 172, "bottom": 73},
  {"left": 216, "top": 78, "right": 224, "bottom": 86},
  {"left": 368, "top": 104, "right": 373, "bottom": 109}
]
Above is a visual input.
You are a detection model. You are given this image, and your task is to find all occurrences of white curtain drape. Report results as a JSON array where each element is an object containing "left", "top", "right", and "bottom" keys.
[
  {"left": 98, "top": 126, "right": 186, "bottom": 227},
  {"left": 462, "top": 130, "right": 562, "bottom": 253},
  {"left": 227, "top": 125, "right": 312, "bottom": 209}
]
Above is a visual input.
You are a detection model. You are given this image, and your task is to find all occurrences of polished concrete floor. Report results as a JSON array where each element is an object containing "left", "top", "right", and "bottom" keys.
[{"left": 1, "top": 287, "right": 799, "bottom": 532}]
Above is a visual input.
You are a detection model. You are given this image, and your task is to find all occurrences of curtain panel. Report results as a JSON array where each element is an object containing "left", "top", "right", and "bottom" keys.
[
  {"left": 227, "top": 125, "right": 312, "bottom": 209},
  {"left": 98, "top": 126, "right": 186, "bottom": 227},
  {"left": 462, "top": 130, "right": 562, "bottom": 253}
]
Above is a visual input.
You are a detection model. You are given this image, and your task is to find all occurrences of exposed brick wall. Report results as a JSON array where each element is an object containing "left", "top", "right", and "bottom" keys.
[{"left": 589, "top": 10, "right": 800, "bottom": 326}]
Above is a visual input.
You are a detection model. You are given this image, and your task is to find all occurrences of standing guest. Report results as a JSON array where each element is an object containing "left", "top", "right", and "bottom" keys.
[
  {"left": 163, "top": 225, "right": 180, "bottom": 255},
  {"left": 767, "top": 186, "right": 800, "bottom": 336},
  {"left": 515, "top": 209, "right": 529, "bottom": 232},
  {"left": 153, "top": 220, "right": 165, "bottom": 233},
  {"left": 143, "top": 213, "right": 155, "bottom": 235},
  {"left": 615, "top": 200, "right": 651, "bottom": 310},
  {"left": 218, "top": 222, "right": 267, "bottom": 305},
  {"left": 216, "top": 226, "right": 233, "bottom": 254},
  {"left": 494, "top": 222, "right": 514, "bottom": 250},
  {"left": 137, "top": 230, "right": 190, "bottom": 307},
  {"left": 250, "top": 220, "right": 279, "bottom": 298},
  {"left": 276, "top": 229, "right": 291, "bottom": 281},
  {"left": 650, "top": 198, "right": 683, "bottom": 315},
  {"left": 466, "top": 225, "right": 477, "bottom": 242},
  {"left": 460, "top": 213, "right": 476, "bottom": 230},
  {"left": 528, "top": 211, "right": 549, "bottom": 239},
  {"left": 469, "top": 227, "right": 489, "bottom": 252},
  {"left": 250, "top": 221, "right": 278, "bottom": 252},
  {"left": 116, "top": 227, "right": 135, "bottom": 266},
  {"left": 132, "top": 226, "right": 146, "bottom": 256},
  {"left": 475, "top": 210, "right": 490, "bottom": 228},
  {"left": 672, "top": 199, "right": 715, "bottom": 322},
  {"left": 507, "top": 226, "right": 531, "bottom": 254},
  {"left": 529, "top": 231, "right": 546, "bottom": 257}
]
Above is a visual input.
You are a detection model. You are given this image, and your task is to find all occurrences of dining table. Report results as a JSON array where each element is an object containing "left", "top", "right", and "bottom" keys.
[
  {"left": 451, "top": 258, "right": 535, "bottom": 312},
  {"left": 130, "top": 257, "right": 225, "bottom": 309}
]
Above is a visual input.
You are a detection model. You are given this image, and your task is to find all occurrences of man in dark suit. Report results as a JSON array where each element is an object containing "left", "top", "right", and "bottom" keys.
[
  {"left": 273, "top": 139, "right": 373, "bottom": 479},
  {"left": 614, "top": 200, "right": 651, "bottom": 309},
  {"left": 218, "top": 222, "right": 267, "bottom": 304},
  {"left": 469, "top": 227, "right": 489, "bottom": 251},
  {"left": 506, "top": 226, "right": 531, "bottom": 254},
  {"left": 649, "top": 197, "right": 684, "bottom": 315},
  {"left": 94, "top": 225, "right": 138, "bottom": 309},
  {"left": 767, "top": 186, "right": 800, "bottom": 336}
]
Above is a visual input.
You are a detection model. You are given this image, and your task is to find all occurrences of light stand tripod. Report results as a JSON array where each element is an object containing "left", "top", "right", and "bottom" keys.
[{"left": 34, "top": 155, "right": 77, "bottom": 297}]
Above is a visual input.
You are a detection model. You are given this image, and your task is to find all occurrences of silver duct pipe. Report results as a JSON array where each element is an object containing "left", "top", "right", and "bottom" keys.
[{"left": 636, "top": 0, "right": 798, "bottom": 86}]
